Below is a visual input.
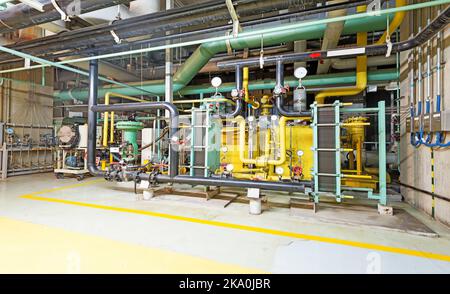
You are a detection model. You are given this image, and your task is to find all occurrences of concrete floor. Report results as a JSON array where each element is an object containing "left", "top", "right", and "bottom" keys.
[{"left": 0, "top": 173, "right": 450, "bottom": 274}]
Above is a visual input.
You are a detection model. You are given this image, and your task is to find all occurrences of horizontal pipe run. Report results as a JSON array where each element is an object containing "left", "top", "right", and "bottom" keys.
[
  {"left": 396, "top": 181, "right": 450, "bottom": 203},
  {"left": 40, "top": 0, "right": 374, "bottom": 60},
  {"left": 0, "top": 43, "right": 157, "bottom": 96},
  {"left": 0, "top": 0, "right": 132, "bottom": 34},
  {"left": 55, "top": 69, "right": 399, "bottom": 101},
  {"left": 53, "top": 14, "right": 393, "bottom": 101},
  {"left": 0, "top": 0, "right": 302, "bottom": 63},
  {"left": 142, "top": 174, "right": 309, "bottom": 193},
  {"left": 217, "top": 5, "right": 450, "bottom": 68},
  {"left": 4, "top": 2, "right": 404, "bottom": 76},
  {"left": 91, "top": 102, "right": 180, "bottom": 178},
  {"left": 0, "top": 0, "right": 373, "bottom": 65}
]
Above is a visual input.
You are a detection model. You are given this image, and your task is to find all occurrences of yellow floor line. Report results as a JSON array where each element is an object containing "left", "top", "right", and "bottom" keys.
[
  {"left": 31, "top": 179, "right": 104, "bottom": 195},
  {"left": 0, "top": 216, "right": 263, "bottom": 274},
  {"left": 21, "top": 194, "right": 450, "bottom": 263}
]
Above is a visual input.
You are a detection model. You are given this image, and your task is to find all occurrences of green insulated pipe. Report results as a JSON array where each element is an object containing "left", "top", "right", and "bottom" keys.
[
  {"left": 178, "top": 69, "right": 398, "bottom": 96},
  {"left": 55, "top": 15, "right": 391, "bottom": 101}
]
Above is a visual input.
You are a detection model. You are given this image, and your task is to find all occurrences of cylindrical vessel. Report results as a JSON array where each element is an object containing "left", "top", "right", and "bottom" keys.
[{"left": 293, "top": 87, "right": 307, "bottom": 112}]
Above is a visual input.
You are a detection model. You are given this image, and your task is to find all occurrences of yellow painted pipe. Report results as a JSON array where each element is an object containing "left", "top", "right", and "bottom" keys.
[
  {"left": 235, "top": 116, "right": 306, "bottom": 167},
  {"left": 375, "top": 0, "right": 406, "bottom": 45},
  {"left": 342, "top": 174, "right": 372, "bottom": 180},
  {"left": 110, "top": 111, "right": 114, "bottom": 144},
  {"left": 103, "top": 92, "right": 148, "bottom": 147},
  {"left": 315, "top": 5, "right": 367, "bottom": 104},
  {"left": 243, "top": 67, "right": 260, "bottom": 109},
  {"left": 341, "top": 122, "right": 371, "bottom": 127},
  {"left": 356, "top": 137, "right": 362, "bottom": 175}
]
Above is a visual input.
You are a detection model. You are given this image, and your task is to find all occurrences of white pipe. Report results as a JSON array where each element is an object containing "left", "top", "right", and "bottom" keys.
[
  {"left": 410, "top": 52, "right": 414, "bottom": 114},
  {"left": 418, "top": 26, "right": 423, "bottom": 113},
  {"left": 426, "top": 19, "right": 431, "bottom": 108},
  {"left": 437, "top": 31, "right": 441, "bottom": 99}
]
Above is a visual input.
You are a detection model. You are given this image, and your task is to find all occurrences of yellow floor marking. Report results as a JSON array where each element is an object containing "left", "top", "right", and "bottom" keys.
[
  {"left": 21, "top": 194, "right": 450, "bottom": 263},
  {"left": 0, "top": 216, "right": 264, "bottom": 274},
  {"left": 31, "top": 178, "right": 104, "bottom": 195}
]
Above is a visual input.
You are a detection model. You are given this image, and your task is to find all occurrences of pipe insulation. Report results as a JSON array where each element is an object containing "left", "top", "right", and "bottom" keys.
[
  {"left": 217, "top": 6, "right": 450, "bottom": 68},
  {"left": 29, "top": 0, "right": 373, "bottom": 61},
  {"left": 0, "top": 0, "right": 319, "bottom": 62},
  {"left": 55, "top": 15, "right": 391, "bottom": 101},
  {"left": 0, "top": 0, "right": 132, "bottom": 34}
]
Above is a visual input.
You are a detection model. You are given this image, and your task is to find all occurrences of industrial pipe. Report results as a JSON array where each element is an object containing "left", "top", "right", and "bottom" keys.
[
  {"left": 87, "top": 59, "right": 104, "bottom": 177},
  {"left": 217, "top": 7, "right": 450, "bottom": 73},
  {"left": 0, "top": 0, "right": 131, "bottom": 34},
  {"left": 315, "top": 5, "right": 368, "bottom": 103},
  {"left": 91, "top": 102, "right": 180, "bottom": 178},
  {"left": 235, "top": 115, "right": 308, "bottom": 167},
  {"left": 375, "top": 0, "right": 406, "bottom": 45},
  {"left": 0, "top": 0, "right": 317, "bottom": 64},
  {"left": 0, "top": 0, "right": 372, "bottom": 64},
  {"left": 243, "top": 67, "right": 259, "bottom": 109},
  {"left": 54, "top": 12, "right": 393, "bottom": 100},
  {"left": 142, "top": 174, "right": 309, "bottom": 193},
  {"left": 219, "top": 65, "right": 243, "bottom": 119},
  {"left": 179, "top": 69, "right": 398, "bottom": 96},
  {"left": 274, "top": 60, "right": 312, "bottom": 117},
  {"left": 103, "top": 92, "right": 148, "bottom": 147},
  {"left": 5, "top": 0, "right": 447, "bottom": 79}
]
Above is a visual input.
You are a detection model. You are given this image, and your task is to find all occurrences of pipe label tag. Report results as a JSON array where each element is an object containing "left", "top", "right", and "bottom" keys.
[
  {"left": 367, "top": 0, "right": 381, "bottom": 16},
  {"left": 327, "top": 48, "right": 366, "bottom": 58}
]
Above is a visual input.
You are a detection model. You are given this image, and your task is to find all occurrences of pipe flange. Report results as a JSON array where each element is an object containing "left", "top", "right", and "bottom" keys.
[{"left": 149, "top": 171, "right": 159, "bottom": 187}]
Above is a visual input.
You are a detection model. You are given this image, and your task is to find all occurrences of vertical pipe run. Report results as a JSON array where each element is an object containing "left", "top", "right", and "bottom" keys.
[
  {"left": 219, "top": 65, "right": 243, "bottom": 119},
  {"left": 275, "top": 60, "right": 311, "bottom": 117},
  {"left": 276, "top": 60, "right": 284, "bottom": 89},
  {"left": 417, "top": 26, "right": 423, "bottom": 133},
  {"left": 426, "top": 19, "right": 432, "bottom": 114},
  {"left": 378, "top": 101, "right": 387, "bottom": 205},
  {"left": 437, "top": 30, "right": 442, "bottom": 112},
  {"left": 431, "top": 149, "right": 435, "bottom": 218},
  {"left": 87, "top": 59, "right": 105, "bottom": 176}
]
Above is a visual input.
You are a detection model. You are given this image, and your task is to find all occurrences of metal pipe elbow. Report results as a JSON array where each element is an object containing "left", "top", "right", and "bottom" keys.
[{"left": 276, "top": 95, "right": 311, "bottom": 117}]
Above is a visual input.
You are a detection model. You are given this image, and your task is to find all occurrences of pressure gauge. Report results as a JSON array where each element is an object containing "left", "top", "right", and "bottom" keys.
[
  {"left": 231, "top": 88, "right": 239, "bottom": 98},
  {"left": 211, "top": 77, "right": 222, "bottom": 88},
  {"left": 275, "top": 167, "right": 284, "bottom": 175},
  {"left": 297, "top": 150, "right": 304, "bottom": 157},
  {"left": 226, "top": 164, "right": 234, "bottom": 172},
  {"left": 248, "top": 116, "right": 255, "bottom": 122},
  {"left": 5, "top": 128, "right": 14, "bottom": 135},
  {"left": 271, "top": 115, "right": 278, "bottom": 121},
  {"left": 221, "top": 146, "right": 228, "bottom": 153},
  {"left": 294, "top": 67, "right": 308, "bottom": 79}
]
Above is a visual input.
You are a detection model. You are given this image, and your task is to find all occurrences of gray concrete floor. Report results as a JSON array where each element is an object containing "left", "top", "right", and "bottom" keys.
[{"left": 1, "top": 173, "right": 450, "bottom": 273}]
